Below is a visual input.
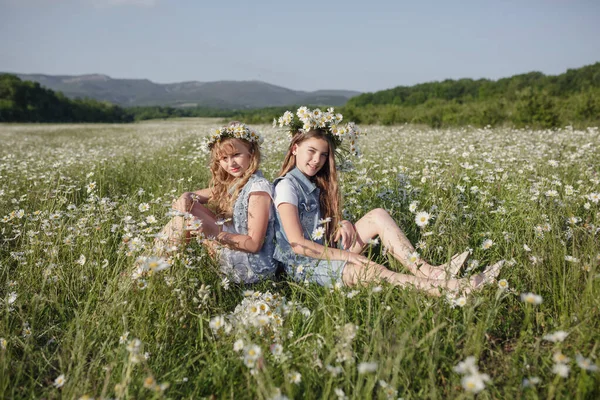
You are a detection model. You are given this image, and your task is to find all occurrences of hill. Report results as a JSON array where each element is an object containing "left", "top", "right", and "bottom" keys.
[
  {"left": 221, "top": 62, "right": 600, "bottom": 129},
  {"left": 9, "top": 73, "right": 361, "bottom": 108},
  {"left": 0, "top": 74, "right": 132, "bottom": 123},
  {"left": 347, "top": 62, "right": 600, "bottom": 107}
]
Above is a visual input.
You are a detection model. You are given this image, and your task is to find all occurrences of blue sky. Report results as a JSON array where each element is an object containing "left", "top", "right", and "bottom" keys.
[{"left": 1, "top": 0, "right": 599, "bottom": 92}]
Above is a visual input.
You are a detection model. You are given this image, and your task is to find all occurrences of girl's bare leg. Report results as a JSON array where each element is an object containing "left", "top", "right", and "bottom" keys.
[
  {"left": 342, "top": 259, "right": 504, "bottom": 296},
  {"left": 348, "top": 208, "right": 466, "bottom": 280},
  {"left": 155, "top": 192, "right": 220, "bottom": 253}
]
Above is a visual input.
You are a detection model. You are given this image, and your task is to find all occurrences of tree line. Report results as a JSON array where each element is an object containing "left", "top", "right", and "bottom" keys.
[
  {"left": 230, "top": 63, "right": 600, "bottom": 129},
  {"left": 200, "top": 63, "right": 600, "bottom": 129},
  {"left": 0, "top": 75, "right": 294, "bottom": 124},
  {"left": 335, "top": 88, "right": 600, "bottom": 128},
  {"left": 2, "top": 62, "right": 599, "bottom": 128},
  {"left": 0, "top": 74, "right": 133, "bottom": 123},
  {"left": 340, "top": 62, "right": 600, "bottom": 128}
]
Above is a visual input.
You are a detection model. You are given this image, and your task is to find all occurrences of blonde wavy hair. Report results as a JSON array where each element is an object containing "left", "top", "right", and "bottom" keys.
[
  {"left": 209, "top": 137, "right": 261, "bottom": 218},
  {"left": 279, "top": 129, "right": 341, "bottom": 244}
]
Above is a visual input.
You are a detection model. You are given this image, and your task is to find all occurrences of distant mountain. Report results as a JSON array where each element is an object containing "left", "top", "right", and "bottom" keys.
[{"left": 10, "top": 73, "right": 361, "bottom": 109}]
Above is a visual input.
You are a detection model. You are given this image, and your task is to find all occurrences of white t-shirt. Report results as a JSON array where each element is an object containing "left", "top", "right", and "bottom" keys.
[{"left": 274, "top": 179, "right": 298, "bottom": 208}]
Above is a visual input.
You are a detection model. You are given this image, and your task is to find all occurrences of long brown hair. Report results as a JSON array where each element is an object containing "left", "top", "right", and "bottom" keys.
[
  {"left": 279, "top": 129, "right": 341, "bottom": 244},
  {"left": 209, "top": 137, "right": 261, "bottom": 218}
]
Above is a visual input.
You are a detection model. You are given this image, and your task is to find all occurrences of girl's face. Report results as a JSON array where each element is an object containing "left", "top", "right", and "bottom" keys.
[
  {"left": 217, "top": 139, "right": 253, "bottom": 178},
  {"left": 293, "top": 136, "right": 329, "bottom": 177}
]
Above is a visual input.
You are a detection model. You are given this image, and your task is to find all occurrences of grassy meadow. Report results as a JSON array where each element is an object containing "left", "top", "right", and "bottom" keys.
[{"left": 1, "top": 119, "right": 599, "bottom": 399}]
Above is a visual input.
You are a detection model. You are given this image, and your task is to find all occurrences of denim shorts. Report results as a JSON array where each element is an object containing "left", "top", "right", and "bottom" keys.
[{"left": 287, "top": 258, "right": 347, "bottom": 287}]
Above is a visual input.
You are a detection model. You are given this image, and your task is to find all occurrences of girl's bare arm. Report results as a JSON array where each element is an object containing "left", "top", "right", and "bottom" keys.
[
  {"left": 191, "top": 188, "right": 212, "bottom": 204},
  {"left": 216, "top": 192, "right": 271, "bottom": 253},
  {"left": 277, "top": 203, "right": 370, "bottom": 265}
]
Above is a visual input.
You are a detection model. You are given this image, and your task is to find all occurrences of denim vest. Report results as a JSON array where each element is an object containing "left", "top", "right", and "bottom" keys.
[
  {"left": 220, "top": 171, "right": 277, "bottom": 283},
  {"left": 273, "top": 167, "right": 323, "bottom": 273}
]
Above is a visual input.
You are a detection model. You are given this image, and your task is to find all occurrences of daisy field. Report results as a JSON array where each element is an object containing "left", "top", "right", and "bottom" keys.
[{"left": 1, "top": 119, "right": 599, "bottom": 399}]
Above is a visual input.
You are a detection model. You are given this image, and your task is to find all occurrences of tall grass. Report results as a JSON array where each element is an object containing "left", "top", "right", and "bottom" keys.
[{"left": 1, "top": 119, "right": 599, "bottom": 399}]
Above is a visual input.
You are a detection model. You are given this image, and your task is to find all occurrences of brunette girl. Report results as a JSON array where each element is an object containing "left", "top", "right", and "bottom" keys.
[{"left": 272, "top": 107, "right": 503, "bottom": 295}]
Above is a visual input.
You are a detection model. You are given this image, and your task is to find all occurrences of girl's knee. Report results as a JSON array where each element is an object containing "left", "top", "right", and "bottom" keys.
[
  {"left": 370, "top": 208, "right": 390, "bottom": 220},
  {"left": 172, "top": 192, "right": 192, "bottom": 212}
]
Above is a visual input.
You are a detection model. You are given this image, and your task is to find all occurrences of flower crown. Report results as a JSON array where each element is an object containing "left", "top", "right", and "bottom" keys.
[
  {"left": 205, "top": 123, "right": 263, "bottom": 150},
  {"left": 274, "top": 106, "right": 361, "bottom": 155}
]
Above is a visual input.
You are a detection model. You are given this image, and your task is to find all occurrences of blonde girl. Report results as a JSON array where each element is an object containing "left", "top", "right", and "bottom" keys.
[
  {"left": 272, "top": 107, "right": 503, "bottom": 295},
  {"left": 157, "top": 122, "right": 276, "bottom": 283}
]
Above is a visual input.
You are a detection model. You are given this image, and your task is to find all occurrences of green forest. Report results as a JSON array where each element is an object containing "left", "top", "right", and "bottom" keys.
[
  {"left": 1, "top": 62, "right": 599, "bottom": 128},
  {"left": 340, "top": 62, "right": 600, "bottom": 128},
  {"left": 0, "top": 75, "right": 133, "bottom": 123},
  {"left": 228, "top": 62, "right": 600, "bottom": 129}
]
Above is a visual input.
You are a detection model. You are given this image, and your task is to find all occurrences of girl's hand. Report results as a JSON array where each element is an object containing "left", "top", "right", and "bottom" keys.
[
  {"left": 216, "top": 226, "right": 226, "bottom": 242},
  {"left": 334, "top": 220, "right": 356, "bottom": 250},
  {"left": 347, "top": 252, "right": 371, "bottom": 266}
]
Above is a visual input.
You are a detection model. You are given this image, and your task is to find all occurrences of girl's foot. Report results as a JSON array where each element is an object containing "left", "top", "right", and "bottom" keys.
[
  {"left": 417, "top": 251, "right": 470, "bottom": 280},
  {"left": 447, "top": 250, "right": 470, "bottom": 277},
  {"left": 153, "top": 234, "right": 182, "bottom": 257},
  {"left": 462, "top": 260, "right": 505, "bottom": 293}
]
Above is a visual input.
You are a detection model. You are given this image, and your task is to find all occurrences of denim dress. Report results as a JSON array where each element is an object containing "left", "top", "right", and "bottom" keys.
[
  {"left": 273, "top": 167, "right": 346, "bottom": 286},
  {"left": 219, "top": 171, "right": 277, "bottom": 283}
]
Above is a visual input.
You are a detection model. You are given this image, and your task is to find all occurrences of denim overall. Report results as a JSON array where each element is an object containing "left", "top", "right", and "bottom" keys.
[{"left": 273, "top": 167, "right": 346, "bottom": 286}]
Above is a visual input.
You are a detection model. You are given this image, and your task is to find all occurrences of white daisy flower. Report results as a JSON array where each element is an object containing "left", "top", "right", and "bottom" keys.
[
  {"left": 311, "top": 226, "right": 326, "bottom": 240},
  {"left": 415, "top": 211, "right": 430, "bottom": 228},
  {"left": 520, "top": 292, "right": 543, "bottom": 305},
  {"left": 53, "top": 374, "right": 66, "bottom": 388},
  {"left": 357, "top": 362, "right": 378, "bottom": 374}
]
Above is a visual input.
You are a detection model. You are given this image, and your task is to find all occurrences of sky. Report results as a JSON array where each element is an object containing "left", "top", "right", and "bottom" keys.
[{"left": 1, "top": 0, "right": 599, "bottom": 93}]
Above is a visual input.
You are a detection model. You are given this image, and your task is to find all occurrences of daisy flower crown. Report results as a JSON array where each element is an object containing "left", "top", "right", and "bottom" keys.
[
  {"left": 205, "top": 123, "right": 263, "bottom": 150},
  {"left": 274, "top": 106, "right": 361, "bottom": 156}
]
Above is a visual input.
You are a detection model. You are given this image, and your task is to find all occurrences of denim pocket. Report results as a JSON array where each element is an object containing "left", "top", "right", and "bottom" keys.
[{"left": 299, "top": 199, "right": 317, "bottom": 213}]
